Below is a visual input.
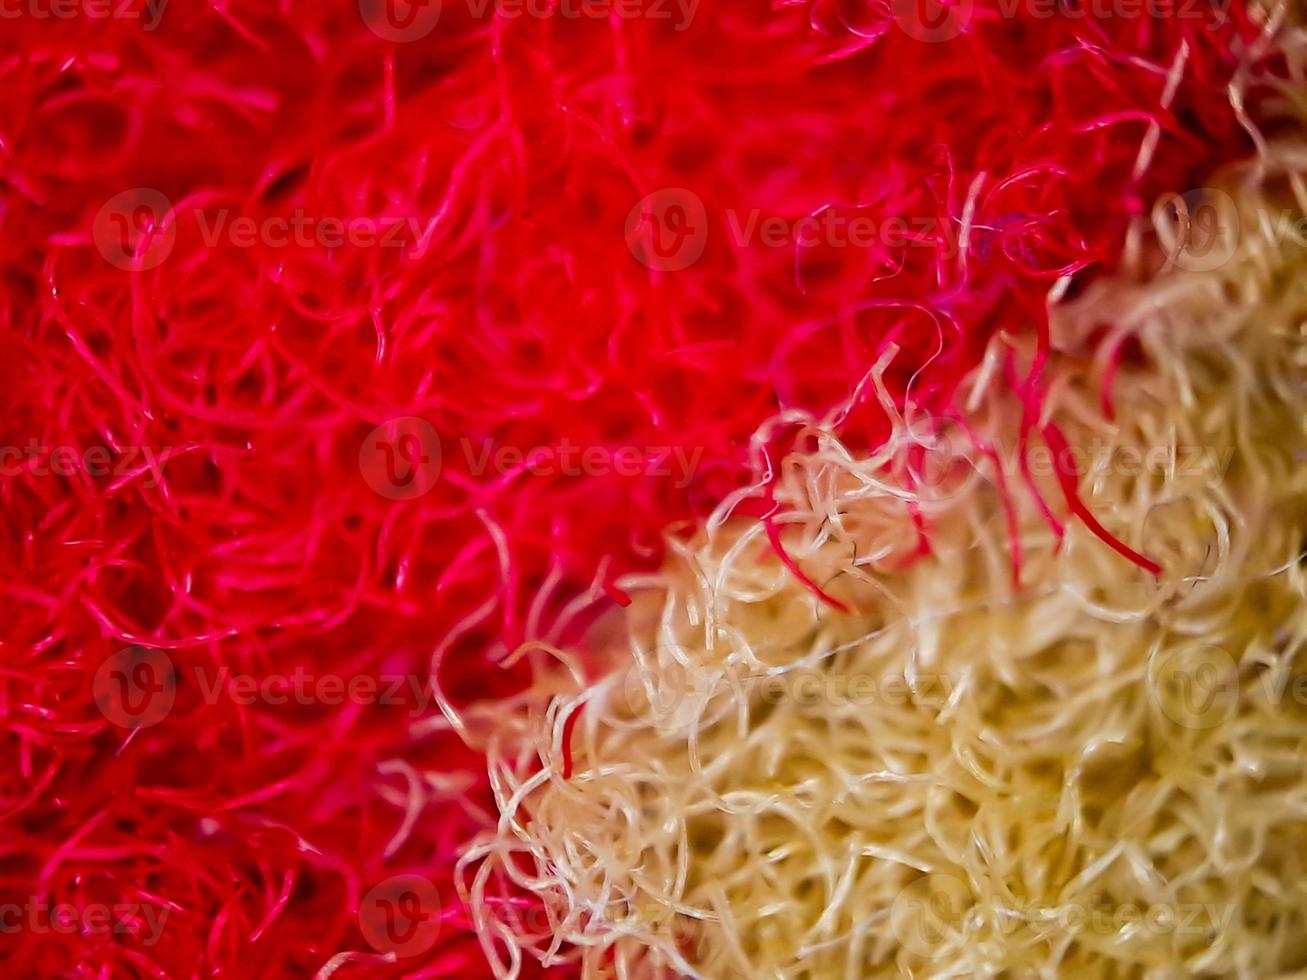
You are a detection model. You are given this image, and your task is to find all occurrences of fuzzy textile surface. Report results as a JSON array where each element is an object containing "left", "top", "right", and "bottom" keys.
[
  {"left": 469, "top": 147, "right": 1307, "bottom": 976},
  {"left": 0, "top": 0, "right": 1299, "bottom": 977}
]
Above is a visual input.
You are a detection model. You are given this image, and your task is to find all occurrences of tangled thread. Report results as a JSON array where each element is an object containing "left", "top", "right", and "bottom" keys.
[
  {"left": 460, "top": 116, "right": 1307, "bottom": 978},
  {"left": 0, "top": 0, "right": 1291, "bottom": 975}
]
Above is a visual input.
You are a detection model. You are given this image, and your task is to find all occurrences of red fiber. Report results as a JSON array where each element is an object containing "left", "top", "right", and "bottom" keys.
[
  {"left": 764, "top": 501, "right": 853, "bottom": 613},
  {"left": 0, "top": 1, "right": 1278, "bottom": 976},
  {"left": 1043, "top": 422, "right": 1163, "bottom": 577},
  {"left": 602, "top": 581, "right": 632, "bottom": 609},
  {"left": 559, "top": 702, "right": 584, "bottom": 781}
]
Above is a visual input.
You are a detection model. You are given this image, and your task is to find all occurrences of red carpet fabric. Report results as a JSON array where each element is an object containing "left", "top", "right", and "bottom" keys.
[{"left": 0, "top": 1, "right": 1302, "bottom": 976}]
